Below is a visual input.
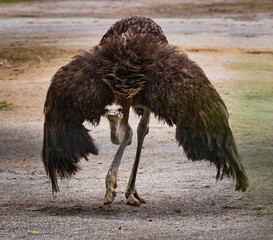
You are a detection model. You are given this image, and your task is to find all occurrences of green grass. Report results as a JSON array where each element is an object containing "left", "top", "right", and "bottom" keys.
[
  {"left": 0, "top": 101, "right": 12, "bottom": 109},
  {"left": 227, "top": 54, "right": 273, "bottom": 72},
  {"left": 0, "top": 0, "right": 37, "bottom": 3}
]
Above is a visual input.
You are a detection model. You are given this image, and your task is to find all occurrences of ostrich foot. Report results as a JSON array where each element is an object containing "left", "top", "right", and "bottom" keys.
[
  {"left": 104, "top": 188, "right": 117, "bottom": 205},
  {"left": 104, "top": 174, "right": 118, "bottom": 205},
  {"left": 125, "top": 190, "right": 146, "bottom": 206}
]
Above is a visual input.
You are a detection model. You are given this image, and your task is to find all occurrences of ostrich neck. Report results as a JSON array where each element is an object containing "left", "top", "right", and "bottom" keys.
[{"left": 108, "top": 118, "right": 126, "bottom": 145}]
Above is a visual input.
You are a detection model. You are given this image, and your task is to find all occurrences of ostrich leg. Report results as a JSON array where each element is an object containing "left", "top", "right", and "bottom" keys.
[
  {"left": 104, "top": 123, "right": 133, "bottom": 204},
  {"left": 126, "top": 109, "right": 150, "bottom": 206}
]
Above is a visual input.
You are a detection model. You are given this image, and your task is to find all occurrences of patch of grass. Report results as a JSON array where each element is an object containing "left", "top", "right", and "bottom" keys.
[
  {"left": 0, "top": 101, "right": 12, "bottom": 109},
  {"left": 0, "top": 0, "right": 37, "bottom": 3},
  {"left": 227, "top": 54, "right": 273, "bottom": 72}
]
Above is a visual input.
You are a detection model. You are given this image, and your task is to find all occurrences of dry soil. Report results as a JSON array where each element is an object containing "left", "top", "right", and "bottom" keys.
[{"left": 0, "top": 1, "right": 272, "bottom": 239}]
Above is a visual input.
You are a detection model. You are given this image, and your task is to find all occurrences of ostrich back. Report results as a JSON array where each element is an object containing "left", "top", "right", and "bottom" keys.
[{"left": 100, "top": 16, "right": 168, "bottom": 45}]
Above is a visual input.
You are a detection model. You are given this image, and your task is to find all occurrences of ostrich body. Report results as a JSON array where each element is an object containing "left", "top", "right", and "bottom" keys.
[{"left": 42, "top": 16, "right": 249, "bottom": 206}]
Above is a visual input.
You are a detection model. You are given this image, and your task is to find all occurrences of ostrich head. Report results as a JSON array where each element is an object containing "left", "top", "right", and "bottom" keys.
[
  {"left": 104, "top": 103, "right": 128, "bottom": 145},
  {"left": 104, "top": 103, "right": 123, "bottom": 122}
]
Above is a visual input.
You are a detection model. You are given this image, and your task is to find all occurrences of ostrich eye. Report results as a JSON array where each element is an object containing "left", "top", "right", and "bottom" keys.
[
  {"left": 104, "top": 109, "right": 109, "bottom": 113},
  {"left": 117, "top": 108, "right": 122, "bottom": 112}
]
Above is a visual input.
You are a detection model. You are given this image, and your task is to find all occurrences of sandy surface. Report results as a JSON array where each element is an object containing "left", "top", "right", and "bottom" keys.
[{"left": 0, "top": 0, "right": 272, "bottom": 239}]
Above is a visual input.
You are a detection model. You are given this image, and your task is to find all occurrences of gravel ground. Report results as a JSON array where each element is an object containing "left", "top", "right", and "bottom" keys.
[{"left": 0, "top": 0, "right": 272, "bottom": 239}]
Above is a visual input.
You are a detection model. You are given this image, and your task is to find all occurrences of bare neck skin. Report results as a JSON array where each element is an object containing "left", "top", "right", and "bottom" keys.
[{"left": 104, "top": 103, "right": 126, "bottom": 145}]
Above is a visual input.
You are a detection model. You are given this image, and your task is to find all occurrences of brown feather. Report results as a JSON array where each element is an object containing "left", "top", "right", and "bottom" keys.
[{"left": 42, "top": 16, "right": 249, "bottom": 193}]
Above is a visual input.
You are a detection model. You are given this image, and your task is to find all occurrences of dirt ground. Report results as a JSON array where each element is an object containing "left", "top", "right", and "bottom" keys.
[{"left": 0, "top": 0, "right": 272, "bottom": 239}]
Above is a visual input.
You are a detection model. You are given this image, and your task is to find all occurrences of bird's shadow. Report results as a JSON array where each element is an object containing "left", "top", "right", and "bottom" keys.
[{"left": 13, "top": 192, "right": 246, "bottom": 220}]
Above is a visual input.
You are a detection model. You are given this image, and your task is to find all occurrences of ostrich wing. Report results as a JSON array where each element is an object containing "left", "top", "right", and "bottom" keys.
[
  {"left": 133, "top": 45, "right": 249, "bottom": 191},
  {"left": 42, "top": 50, "right": 114, "bottom": 192}
]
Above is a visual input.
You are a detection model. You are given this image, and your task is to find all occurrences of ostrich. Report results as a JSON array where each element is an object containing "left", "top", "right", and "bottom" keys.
[{"left": 42, "top": 16, "right": 249, "bottom": 206}]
